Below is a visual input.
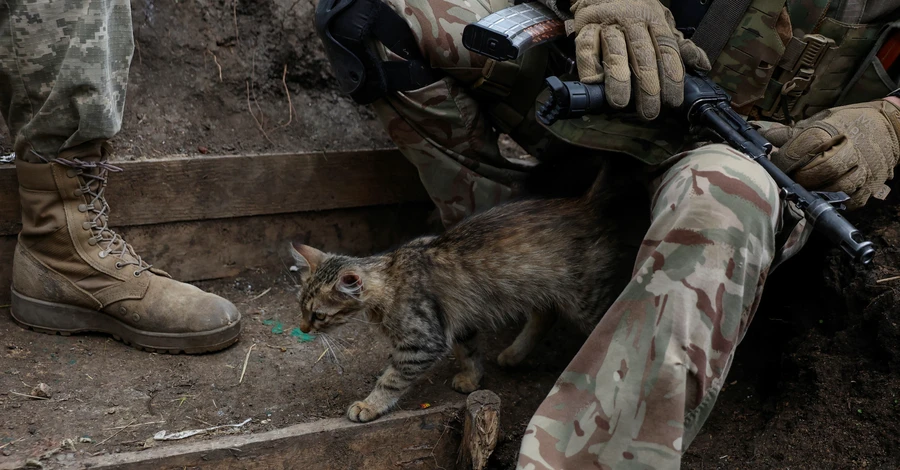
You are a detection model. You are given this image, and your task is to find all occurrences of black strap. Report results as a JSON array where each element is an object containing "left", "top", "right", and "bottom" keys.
[
  {"left": 369, "top": 2, "right": 442, "bottom": 92},
  {"left": 690, "top": 0, "right": 754, "bottom": 63}
]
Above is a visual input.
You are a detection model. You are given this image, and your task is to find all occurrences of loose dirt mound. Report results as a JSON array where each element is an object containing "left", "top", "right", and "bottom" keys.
[{"left": 113, "top": 0, "right": 393, "bottom": 159}]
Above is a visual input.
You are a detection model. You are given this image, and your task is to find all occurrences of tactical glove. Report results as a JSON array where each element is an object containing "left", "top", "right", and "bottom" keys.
[
  {"left": 760, "top": 100, "right": 900, "bottom": 210},
  {"left": 570, "top": 0, "right": 711, "bottom": 121}
]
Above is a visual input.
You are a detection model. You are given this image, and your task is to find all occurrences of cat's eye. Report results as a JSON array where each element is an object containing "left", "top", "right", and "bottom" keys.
[{"left": 314, "top": 311, "right": 327, "bottom": 321}]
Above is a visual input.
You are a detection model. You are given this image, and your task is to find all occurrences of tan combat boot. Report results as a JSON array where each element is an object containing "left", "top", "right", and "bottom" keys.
[{"left": 10, "top": 150, "right": 241, "bottom": 353}]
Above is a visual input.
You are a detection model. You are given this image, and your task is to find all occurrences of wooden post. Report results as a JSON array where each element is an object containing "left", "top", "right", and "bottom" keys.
[{"left": 458, "top": 390, "right": 501, "bottom": 470}]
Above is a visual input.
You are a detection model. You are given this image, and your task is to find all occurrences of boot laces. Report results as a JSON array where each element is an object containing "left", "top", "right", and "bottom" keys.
[{"left": 51, "top": 157, "right": 153, "bottom": 276}]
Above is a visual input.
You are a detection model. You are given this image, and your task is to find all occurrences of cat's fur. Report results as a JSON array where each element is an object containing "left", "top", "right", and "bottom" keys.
[{"left": 290, "top": 164, "right": 645, "bottom": 423}]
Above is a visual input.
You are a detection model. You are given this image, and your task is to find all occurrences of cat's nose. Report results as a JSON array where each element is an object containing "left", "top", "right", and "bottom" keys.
[{"left": 299, "top": 319, "right": 312, "bottom": 333}]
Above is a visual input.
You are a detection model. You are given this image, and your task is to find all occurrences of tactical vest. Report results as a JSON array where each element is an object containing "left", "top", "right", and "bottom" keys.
[{"left": 473, "top": 0, "right": 900, "bottom": 166}]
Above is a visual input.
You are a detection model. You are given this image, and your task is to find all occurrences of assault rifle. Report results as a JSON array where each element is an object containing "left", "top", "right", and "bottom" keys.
[{"left": 462, "top": 4, "right": 876, "bottom": 264}]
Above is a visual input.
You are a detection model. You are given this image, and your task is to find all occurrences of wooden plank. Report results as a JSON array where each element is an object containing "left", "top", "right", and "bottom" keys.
[
  {"left": 42, "top": 404, "right": 462, "bottom": 470},
  {"left": 0, "top": 202, "right": 434, "bottom": 304},
  {"left": 0, "top": 149, "right": 429, "bottom": 236}
]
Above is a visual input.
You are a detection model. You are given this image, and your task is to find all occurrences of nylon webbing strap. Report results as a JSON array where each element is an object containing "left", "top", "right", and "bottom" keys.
[
  {"left": 370, "top": 3, "right": 442, "bottom": 91},
  {"left": 690, "top": 0, "right": 754, "bottom": 63},
  {"left": 778, "top": 37, "right": 807, "bottom": 70}
]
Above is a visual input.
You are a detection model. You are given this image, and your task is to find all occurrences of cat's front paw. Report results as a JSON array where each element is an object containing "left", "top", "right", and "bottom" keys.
[
  {"left": 451, "top": 372, "right": 481, "bottom": 394},
  {"left": 497, "top": 348, "right": 525, "bottom": 367},
  {"left": 347, "top": 400, "right": 382, "bottom": 423}
]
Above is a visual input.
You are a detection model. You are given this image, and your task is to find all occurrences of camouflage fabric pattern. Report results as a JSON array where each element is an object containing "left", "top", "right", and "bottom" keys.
[
  {"left": 0, "top": 0, "right": 134, "bottom": 162},
  {"left": 710, "top": 0, "right": 892, "bottom": 118},
  {"left": 706, "top": 0, "right": 788, "bottom": 110},
  {"left": 518, "top": 144, "right": 781, "bottom": 469},
  {"left": 537, "top": 89, "right": 691, "bottom": 164},
  {"left": 373, "top": 0, "right": 530, "bottom": 227}
]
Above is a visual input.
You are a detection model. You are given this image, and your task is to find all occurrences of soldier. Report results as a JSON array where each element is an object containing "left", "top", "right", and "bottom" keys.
[
  {"left": 0, "top": 2, "right": 241, "bottom": 353},
  {"left": 316, "top": 0, "right": 900, "bottom": 468}
]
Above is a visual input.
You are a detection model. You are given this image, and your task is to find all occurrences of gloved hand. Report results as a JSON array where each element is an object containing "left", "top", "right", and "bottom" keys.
[
  {"left": 570, "top": 0, "right": 710, "bottom": 120},
  {"left": 760, "top": 99, "right": 900, "bottom": 210}
]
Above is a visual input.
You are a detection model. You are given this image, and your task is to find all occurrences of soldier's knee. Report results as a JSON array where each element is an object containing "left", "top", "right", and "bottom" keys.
[
  {"left": 676, "top": 143, "right": 778, "bottom": 212},
  {"left": 654, "top": 143, "right": 781, "bottom": 239}
]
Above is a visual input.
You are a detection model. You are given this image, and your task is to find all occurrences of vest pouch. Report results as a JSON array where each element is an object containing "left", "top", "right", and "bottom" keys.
[
  {"left": 707, "top": 0, "right": 789, "bottom": 110},
  {"left": 837, "top": 20, "right": 900, "bottom": 106},
  {"left": 761, "top": 19, "right": 881, "bottom": 120}
]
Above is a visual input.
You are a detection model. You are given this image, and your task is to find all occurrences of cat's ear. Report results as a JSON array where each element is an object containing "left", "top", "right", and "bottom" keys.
[
  {"left": 336, "top": 272, "right": 363, "bottom": 299},
  {"left": 289, "top": 243, "right": 325, "bottom": 281}
]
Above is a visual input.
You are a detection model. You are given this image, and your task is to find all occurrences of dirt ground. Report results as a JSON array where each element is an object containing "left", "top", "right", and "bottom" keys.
[
  {"left": 1, "top": 0, "right": 899, "bottom": 469},
  {"left": 0, "top": 271, "right": 581, "bottom": 468}
]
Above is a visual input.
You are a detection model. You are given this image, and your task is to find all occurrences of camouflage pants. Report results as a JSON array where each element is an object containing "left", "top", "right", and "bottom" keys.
[
  {"left": 517, "top": 145, "right": 780, "bottom": 469},
  {"left": 0, "top": 0, "right": 133, "bottom": 162},
  {"left": 375, "top": 1, "right": 783, "bottom": 467}
]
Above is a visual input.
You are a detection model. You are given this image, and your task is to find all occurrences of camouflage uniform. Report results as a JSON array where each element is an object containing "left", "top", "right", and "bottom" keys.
[
  {"left": 372, "top": 0, "right": 897, "bottom": 468},
  {"left": 0, "top": 0, "right": 133, "bottom": 162}
]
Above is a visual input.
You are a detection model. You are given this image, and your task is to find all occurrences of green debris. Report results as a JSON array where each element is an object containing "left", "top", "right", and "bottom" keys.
[
  {"left": 857, "top": 409, "right": 863, "bottom": 414},
  {"left": 262, "top": 319, "right": 284, "bottom": 335},
  {"left": 290, "top": 328, "right": 316, "bottom": 343},
  {"left": 264, "top": 319, "right": 314, "bottom": 341}
]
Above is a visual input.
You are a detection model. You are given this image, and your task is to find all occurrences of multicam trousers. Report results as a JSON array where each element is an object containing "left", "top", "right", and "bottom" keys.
[
  {"left": 0, "top": 0, "right": 133, "bottom": 162},
  {"left": 376, "top": 0, "right": 785, "bottom": 468},
  {"left": 518, "top": 145, "right": 780, "bottom": 469}
]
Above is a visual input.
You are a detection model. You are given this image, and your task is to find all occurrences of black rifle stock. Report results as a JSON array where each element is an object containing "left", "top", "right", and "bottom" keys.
[{"left": 463, "top": 6, "right": 876, "bottom": 264}]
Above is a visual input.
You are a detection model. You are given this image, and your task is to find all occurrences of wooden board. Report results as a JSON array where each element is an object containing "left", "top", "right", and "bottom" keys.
[
  {"left": 0, "top": 202, "right": 434, "bottom": 304},
  {"left": 0, "top": 404, "right": 462, "bottom": 470},
  {"left": 0, "top": 150, "right": 429, "bottom": 236}
]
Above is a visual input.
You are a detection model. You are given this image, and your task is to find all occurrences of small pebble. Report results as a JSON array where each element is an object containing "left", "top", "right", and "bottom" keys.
[
  {"left": 198, "top": 146, "right": 209, "bottom": 154},
  {"left": 61, "top": 439, "right": 76, "bottom": 451},
  {"left": 31, "top": 383, "right": 51, "bottom": 399}
]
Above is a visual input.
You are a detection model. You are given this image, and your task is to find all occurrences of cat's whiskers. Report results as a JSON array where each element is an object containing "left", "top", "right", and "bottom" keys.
[
  {"left": 319, "top": 334, "right": 345, "bottom": 365},
  {"left": 319, "top": 333, "right": 344, "bottom": 355},
  {"left": 321, "top": 333, "right": 350, "bottom": 349}
]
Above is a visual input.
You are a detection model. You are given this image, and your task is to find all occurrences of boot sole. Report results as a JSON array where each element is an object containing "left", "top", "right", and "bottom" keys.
[{"left": 9, "top": 289, "right": 241, "bottom": 354}]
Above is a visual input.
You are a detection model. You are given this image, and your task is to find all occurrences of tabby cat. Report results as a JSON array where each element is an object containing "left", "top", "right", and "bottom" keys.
[{"left": 290, "top": 166, "right": 644, "bottom": 423}]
